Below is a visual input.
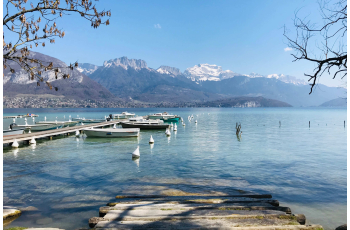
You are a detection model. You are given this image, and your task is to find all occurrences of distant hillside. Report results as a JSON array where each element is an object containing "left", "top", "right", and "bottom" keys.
[
  {"left": 3, "top": 52, "right": 116, "bottom": 101},
  {"left": 319, "top": 98, "right": 347, "bottom": 107},
  {"left": 197, "top": 96, "right": 292, "bottom": 107}
]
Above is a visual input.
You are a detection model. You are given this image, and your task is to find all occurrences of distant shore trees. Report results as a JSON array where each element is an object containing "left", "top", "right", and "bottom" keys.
[
  {"left": 284, "top": 0, "right": 347, "bottom": 94},
  {"left": 3, "top": 0, "right": 111, "bottom": 90}
]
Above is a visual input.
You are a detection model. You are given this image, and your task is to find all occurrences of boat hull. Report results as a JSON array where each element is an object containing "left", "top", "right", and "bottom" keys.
[
  {"left": 84, "top": 128, "right": 139, "bottom": 138},
  {"left": 3, "top": 129, "right": 25, "bottom": 136},
  {"left": 162, "top": 117, "right": 180, "bottom": 122},
  {"left": 121, "top": 122, "right": 170, "bottom": 130}
]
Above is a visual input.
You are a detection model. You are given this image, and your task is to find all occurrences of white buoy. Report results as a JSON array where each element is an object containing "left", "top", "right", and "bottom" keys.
[
  {"left": 170, "top": 123, "right": 173, "bottom": 127},
  {"left": 24, "top": 118, "right": 27, "bottom": 121},
  {"left": 12, "top": 140, "right": 19, "bottom": 148},
  {"left": 149, "top": 135, "right": 154, "bottom": 144},
  {"left": 195, "top": 120, "right": 197, "bottom": 123},
  {"left": 13, "top": 118, "right": 15, "bottom": 123},
  {"left": 165, "top": 128, "right": 171, "bottom": 136},
  {"left": 113, "top": 124, "right": 117, "bottom": 129},
  {"left": 28, "top": 129, "right": 31, "bottom": 134},
  {"left": 44, "top": 116, "right": 47, "bottom": 121},
  {"left": 75, "top": 130, "right": 80, "bottom": 136},
  {"left": 30, "top": 137, "right": 36, "bottom": 145},
  {"left": 81, "top": 122, "right": 84, "bottom": 126},
  {"left": 183, "top": 122, "right": 186, "bottom": 126},
  {"left": 174, "top": 124, "right": 177, "bottom": 131},
  {"left": 132, "top": 146, "right": 140, "bottom": 158}
]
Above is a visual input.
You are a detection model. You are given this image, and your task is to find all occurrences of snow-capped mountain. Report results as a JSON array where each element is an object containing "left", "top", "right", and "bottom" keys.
[
  {"left": 266, "top": 74, "right": 307, "bottom": 85},
  {"left": 103, "top": 56, "right": 149, "bottom": 70},
  {"left": 243, "top": 73, "right": 307, "bottom": 85},
  {"left": 4, "top": 51, "right": 83, "bottom": 85},
  {"left": 76, "top": 63, "right": 100, "bottom": 76},
  {"left": 184, "top": 64, "right": 240, "bottom": 81},
  {"left": 156, "top": 66, "right": 182, "bottom": 77}
]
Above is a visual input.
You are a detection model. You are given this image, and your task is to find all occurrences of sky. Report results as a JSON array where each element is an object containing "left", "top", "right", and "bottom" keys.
[{"left": 4, "top": 0, "right": 347, "bottom": 87}]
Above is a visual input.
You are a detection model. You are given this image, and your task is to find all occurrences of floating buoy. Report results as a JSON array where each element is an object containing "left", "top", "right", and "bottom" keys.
[
  {"left": 182, "top": 123, "right": 186, "bottom": 126},
  {"left": 113, "top": 124, "right": 117, "bottom": 129},
  {"left": 24, "top": 118, "right": 27, "bottom": 121},
  {"left": 165, "top": 128, "right": 171, "bottom": 136},
  {"left": 81, "top": 122, "right": 84, "bottom": 126},
  {"left": 170, "top": 123, "right": 173, "bottom": 127},
  {"left": 12, "top": 140, "right": 19, "bottom": 148},
  {"left": 174, "top": 124, "right": 177, "bottom": 131},
  {"left": 44, "top": 116, "right": 47, "bottom": 121},
  {"left": 13, "top": 118, "right": 15, "bottom": 123},
  {"left": 28, "top": 129, "right": 31, "bottom": 134},
  {"left": 75, "top": 130, "right": 80, "bottom": 136},
  {"left": 195, "top": 120, "right": 197, "bottom": 123},
  {"left": 132, "top": 146, "right": 140, "bottom": 158},
  {"left": 149, "top": 135, "right": 154, "bottom": 144},
  {"left": 30, "top": 137, "right": 36, "bottom": 145}
]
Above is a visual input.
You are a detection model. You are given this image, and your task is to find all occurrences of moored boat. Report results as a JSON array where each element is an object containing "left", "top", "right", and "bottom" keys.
[
  {"left": 148, "top": 112, "right": 181, "bottom": 122},
  {"left": 3, "top": 127, "right": 25, "bottom": 136},
  {"left": 9, "top": 123, "right": 64, "bottom": 131},
  {"left": 112, "top": 112, "right": 135, "bottom": 119},
  {"left": 83, "top": 128, "right": 140, "bottom": 138},
  {"left": 121, "top": 121, "right": 170, "bottom": 130}
]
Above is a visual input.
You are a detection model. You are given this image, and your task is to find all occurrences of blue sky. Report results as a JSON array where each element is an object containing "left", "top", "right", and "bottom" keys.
[{"left": 7, "top": 0, "right": 346, "bottom": 87}]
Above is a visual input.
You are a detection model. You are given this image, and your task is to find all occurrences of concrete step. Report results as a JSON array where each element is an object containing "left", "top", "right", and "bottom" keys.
[
  {"left": 107, "top": 199, "right": 280, "bottom": 207},
  {"left": 91, "top": 214, "right": 313, "bottom": 229},
  {"left": 100, "top": 203, "right": 291, "bottom": 216}
]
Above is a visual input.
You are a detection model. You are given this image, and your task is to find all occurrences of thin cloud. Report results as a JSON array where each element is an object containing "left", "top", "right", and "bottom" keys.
[
  {"left": 154, "top": 24, "right": 161, "bottom": 29},
  {"left": 284, "top": 47, "right": 293, "bottom": 52}
]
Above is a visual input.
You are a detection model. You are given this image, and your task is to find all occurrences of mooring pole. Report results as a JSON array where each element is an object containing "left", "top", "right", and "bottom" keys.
[{"left": 309, "top": 121, "right": 310, "bottom": 128}]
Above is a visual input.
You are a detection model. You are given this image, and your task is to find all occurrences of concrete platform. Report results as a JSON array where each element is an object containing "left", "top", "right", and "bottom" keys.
[{"left": 89, "top": 194, "right": 324, "bottom": 229}]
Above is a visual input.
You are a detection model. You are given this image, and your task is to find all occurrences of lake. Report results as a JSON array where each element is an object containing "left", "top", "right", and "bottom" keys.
[{"left": 3, "top": 107, "right": 347, "bottom": 230}]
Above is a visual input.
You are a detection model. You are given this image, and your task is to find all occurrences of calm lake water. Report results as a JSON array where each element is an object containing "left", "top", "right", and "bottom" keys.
[{"left": 3, "top": 107, "right": 347, "bottom": 230}]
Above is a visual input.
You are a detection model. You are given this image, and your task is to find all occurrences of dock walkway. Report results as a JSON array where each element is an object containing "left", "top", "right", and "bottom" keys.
[
  {"left": 89, "top": 194, "right": 323, "bottom": 229},
  {"left": 3, "top": 120, "right": 126, "bottom": 145}
]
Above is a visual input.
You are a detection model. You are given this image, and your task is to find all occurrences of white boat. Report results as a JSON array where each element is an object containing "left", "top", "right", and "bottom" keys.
[
  {"left": 83, "top": 128, "right": 140, "bottom": 138},
  {"left": 10, "top": 123, "right": 63, "bottom": 131},
  {"left": 148, "top": 112, "right": 180, "bottom": 121},
  {"left": 112, "top": 112, "right": 135, "bottom": 119},
  {"left": 3, "top": 128, "right": 25, "bottom": 136}
]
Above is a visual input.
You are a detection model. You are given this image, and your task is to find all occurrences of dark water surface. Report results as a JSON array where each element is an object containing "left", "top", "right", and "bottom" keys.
[{"left": 3, "top": 108, "right": 347, "bottom": 229}]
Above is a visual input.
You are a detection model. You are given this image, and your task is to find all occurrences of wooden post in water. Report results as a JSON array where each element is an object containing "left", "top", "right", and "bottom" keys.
[
  {"left": 279, "top": 121, "right": 281, "bottom": 127},
  {"left": 344, "top": 120, "right": 346, "bottom": 127},
  {"left": 309, "top": 121, "right": 310, "bottom": 128}
]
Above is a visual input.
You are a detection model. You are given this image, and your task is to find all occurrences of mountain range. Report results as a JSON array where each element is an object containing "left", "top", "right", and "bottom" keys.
[
  {"left": 79, "top": 56, "right": 345, "bottom": 107},
  {"left": 3, "top": 52, "right": 346, "bottom": 107}
]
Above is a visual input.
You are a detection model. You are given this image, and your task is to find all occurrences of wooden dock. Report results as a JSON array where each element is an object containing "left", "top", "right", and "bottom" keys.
[
  {"left": 3, "top": 120, "right": 127, "bottom": 145},
  {"left": 89, "top": 194, "right": 323, "bottom": 229}
]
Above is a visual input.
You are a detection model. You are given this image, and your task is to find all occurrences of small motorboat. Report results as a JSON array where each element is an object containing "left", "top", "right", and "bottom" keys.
[
  {"left": 83, "top": 128, "right": 140, "bottom": 138},
  {"left": 121, "top": 121, "right": 170, "bottom": 130},
  {"left": 3, "top": 127, "right": 25, "bottom": 136},
  {"left": 9, "top": 123, "right": 63, "bottom": 132},
  {"left": 112, "top": 112, "right": 135, "bottom": 119},
  {"left": 148, "top": 112, "right": 180, "bottom": 122}
]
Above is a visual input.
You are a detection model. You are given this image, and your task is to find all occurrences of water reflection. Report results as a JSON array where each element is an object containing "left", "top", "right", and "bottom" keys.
[{"left": 132, "top": 157, "right": 140, "bottom": 167}]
